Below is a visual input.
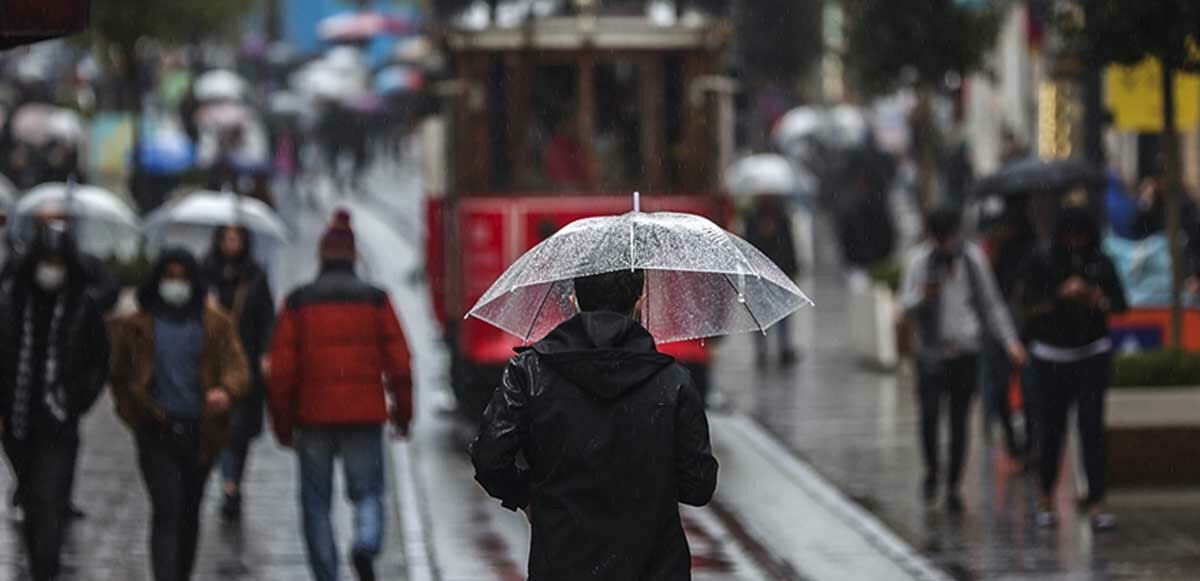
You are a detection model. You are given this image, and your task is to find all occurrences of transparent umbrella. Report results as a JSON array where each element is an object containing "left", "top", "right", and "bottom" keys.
[
  {"left": 468, "top": 196, "right": 813, "bottom": 344},
  {"left": 143, "top": 190, "right": 288, "bottom": 264}
]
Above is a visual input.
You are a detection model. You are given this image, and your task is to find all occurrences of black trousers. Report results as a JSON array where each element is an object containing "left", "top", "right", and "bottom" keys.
[
  {"left": 137, "top": 421, "right": 213, "bottom": 581},
  {"left": 1034, "top": 354, "right": 1110, "bottom": 505},
  {"left": 2, "top": 418, "right": 79, "bottom": 581},
  {"left": 917, "top": 354, "right": 979, "bottom": 490}
]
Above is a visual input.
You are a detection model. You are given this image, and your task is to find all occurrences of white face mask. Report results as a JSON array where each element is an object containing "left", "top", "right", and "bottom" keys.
[
  {"left": 159, "top": 280, "right": 193, "bottom": 307},
  {"left": 34, "top": 263, "right": 66, "bottom": 292}
]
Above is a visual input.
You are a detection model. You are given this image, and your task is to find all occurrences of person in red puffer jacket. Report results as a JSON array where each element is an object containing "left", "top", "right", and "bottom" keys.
[{"left": 267, "top": 208, "right": 411, "bottom": 581}]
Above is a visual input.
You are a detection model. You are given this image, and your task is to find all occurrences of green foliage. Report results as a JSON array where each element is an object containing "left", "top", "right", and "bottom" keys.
[
  {"left": 1111, "top": 350, "right": 1200, "bottom": 388},
  {"left": 1057, "top": 1, "right": 1200, "bottom": 72},
  {"left": 843, "top": 0, "right": 1003, "bottom": 95},
  {"left": 868, "top": 259, "right": 902, "bottom": 292},
  {"left": 90, "top": 0, "right": 258, "bottom": 52}
]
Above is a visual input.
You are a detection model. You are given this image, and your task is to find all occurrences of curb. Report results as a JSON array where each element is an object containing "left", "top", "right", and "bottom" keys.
[{"left": 391, "top": 439, "right": 440, "bottom": 581}]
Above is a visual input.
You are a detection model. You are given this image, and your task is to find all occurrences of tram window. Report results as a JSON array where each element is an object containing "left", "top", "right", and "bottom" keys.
[
  {"left": 595, "top": 59, "right": 642, "bottom": 188},
  {"left": 529, "top": 64, "right": 580, "bottom": 191}
]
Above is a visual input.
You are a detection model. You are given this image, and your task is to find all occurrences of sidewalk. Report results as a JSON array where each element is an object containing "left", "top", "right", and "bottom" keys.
[{"left": 712, "top": 216, "right": 1200, "bottom": 580}]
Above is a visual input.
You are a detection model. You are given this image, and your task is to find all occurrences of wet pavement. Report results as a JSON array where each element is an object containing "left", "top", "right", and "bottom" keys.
[
  {"left": 712, "top": 218, "right": 1200, "bottom": 580},
  {"left": 0, "top": 393, "right": 407, "bottom": 580}
]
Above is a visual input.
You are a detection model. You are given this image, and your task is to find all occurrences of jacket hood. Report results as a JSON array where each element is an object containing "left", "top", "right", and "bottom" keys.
[
  {"left": 525, "top": 312, "right": 674, "bottom": 399},
  {"left": 137, "top": 247, "right": 209, "bottom": 317}
]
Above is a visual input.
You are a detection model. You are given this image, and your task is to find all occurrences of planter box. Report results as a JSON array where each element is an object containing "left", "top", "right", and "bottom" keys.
[
  {"left": 848, "top": 284, "right": 899, "bottom": 370},
  {"left": 1106, "top": 387, "right": 1200, "bottom": 487}
]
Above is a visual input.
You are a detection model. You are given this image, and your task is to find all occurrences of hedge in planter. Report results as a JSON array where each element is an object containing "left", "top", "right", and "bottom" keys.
[{"left": 1110, "top": 350, "right": 1200, "bottom": 389}]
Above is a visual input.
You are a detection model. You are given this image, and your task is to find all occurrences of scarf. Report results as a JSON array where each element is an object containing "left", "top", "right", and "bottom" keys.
[{"left": 11, "top": 290, "right": 69, "bottom": 440}]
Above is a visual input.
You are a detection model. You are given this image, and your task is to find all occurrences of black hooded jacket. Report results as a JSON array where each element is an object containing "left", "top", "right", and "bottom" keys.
[
  {"left": 0, "top": 227, "right": 109, "bottom": 424},
  {"left": 470, "top": 312, "right": 719, "bottom": 581},
  {"left": 1017, "top": 208, "right": 1129, "bottom": 349}
]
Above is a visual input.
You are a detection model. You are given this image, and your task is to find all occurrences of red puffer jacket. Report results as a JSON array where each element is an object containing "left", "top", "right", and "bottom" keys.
[{"left": 267, "top": 265, "right": 412, "bottom": 444}]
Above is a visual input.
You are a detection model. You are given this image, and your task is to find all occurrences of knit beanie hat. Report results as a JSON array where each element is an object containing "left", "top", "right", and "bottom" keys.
[{"left": 319, "top": 209, "right": 357, "bottom": 263}]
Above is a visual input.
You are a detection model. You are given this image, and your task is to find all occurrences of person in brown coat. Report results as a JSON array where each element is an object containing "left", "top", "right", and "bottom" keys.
[{"left": 109, "top": 248, "right": 249, "bottom": 581}]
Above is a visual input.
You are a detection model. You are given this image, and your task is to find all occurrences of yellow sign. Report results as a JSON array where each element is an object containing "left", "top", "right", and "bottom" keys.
[{"left": 1106, "top": 58, "right": 1200, "bottom": 132}]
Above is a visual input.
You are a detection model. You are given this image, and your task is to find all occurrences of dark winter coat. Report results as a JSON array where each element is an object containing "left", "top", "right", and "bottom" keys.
[
  {"left": 266, "top": 263, "right": 412, "bottom": 445},
  {"left": 1017, "top": 210, "right": 1129, "bottom": 349},
  {"left": 0, "top": 233, "right": 109, "bottom": 427},
  {"left": 744, "top": 202, "right": 800, "bottom": 277},
  {"left": 469, "top": 311, "right": 719, "bottom": 581},
  {"left": 203, "top": 236, "right": 275, "bottom": 441}
]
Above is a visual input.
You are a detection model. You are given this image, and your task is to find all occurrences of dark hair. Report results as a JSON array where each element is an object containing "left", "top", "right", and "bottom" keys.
[
  {"left": 1054, "top": 206, "right": 1101, "bottom": 251},
  {"left": 573, "top": 269, "right": 645, "bottom": 315},
  {"left": 137, "top": 247, "right": 208, "bottom": 316},
  {"left": 925, "top": 207, "right": 962, "bottom": 243},
  {"left": 209, "top": 225, "right": 253, "bottom": 263}
]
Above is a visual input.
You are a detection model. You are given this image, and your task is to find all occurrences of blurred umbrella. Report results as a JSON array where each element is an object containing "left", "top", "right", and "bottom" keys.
[
  {"left": 44, "top": 108, "right": 83, "bottom": 144},
  {"left": 826, "top": 105, "right": 868, "bottom": 149},
  {"left": 375, "top": 64, "right": 425, "bottom": 96},
  {"left": 293, "top": 63, "right": 367, "bottom": 103},
  {"left": 318, "top": 11, "right": 420, "bottom": 43},
  {"left": 267, "top": 90, "right": 315, "bottom": 120},
  {"left": 772, "top": 106, "right": 823, "bottom": 155},
  {"left": 0, "top": 172, "right": 16, "bottom": 203},
  {"left": 195, "top": 101, "right": 256, "bottom": 130},
  {"left": 8, "top": 103, "right": 58, "bottom": 146},
  {"left": 193, "top": 69, "right": 248, "bottom": 102},
  {"left": 973, "top": 157, "right": 1104, "bottom": 198},
  {"left": 13, "top": 182, "right": 141, "bottom": 257},
  {"left": 468, "top": 198, "right": 813, "bottom": 344},
  {"left": 137, "top": 129, "right": 195, "bottom": 176},
  {"left": 724, "top": 154, "right": 798, "bottom": 196},
  {"left": 144, "top": 190, "right": 288, "bottom": 246}
]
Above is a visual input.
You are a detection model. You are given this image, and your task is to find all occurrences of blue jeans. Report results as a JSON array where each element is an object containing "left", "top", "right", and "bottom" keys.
[{"left": 296, "top": 425, "right": 386, "bottom": 581}]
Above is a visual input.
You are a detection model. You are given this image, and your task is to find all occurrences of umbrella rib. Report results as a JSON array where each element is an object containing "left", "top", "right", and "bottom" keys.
[
  {"left": 524, "top": 281, "right": 558, "bottom": 344},
  {"left": 722, "top": 273, "right": 766, "bottom": 334}
]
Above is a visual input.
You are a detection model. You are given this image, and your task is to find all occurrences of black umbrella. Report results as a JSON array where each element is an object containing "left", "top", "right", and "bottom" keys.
[{"left": 973, "top": 157, "right": 1104, "bottom": 198}]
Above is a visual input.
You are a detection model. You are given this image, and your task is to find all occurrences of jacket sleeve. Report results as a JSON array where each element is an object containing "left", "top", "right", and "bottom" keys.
[
  {"left": 107, "top": 316, "right": 145, "bottom": 426},
  {"left": 266, "top": 305, "right": 300, "bottom": 444},
  {"left": 899, "top": 248, "right": 929, "bottom": 316},
  {"left": 73, "top": 297, "right": 110, "bottom": 415},
  {"left": 966, "top": 245, "right": 1019, "bottom": 348},
  {"left": 1100, "top": 256, "right": 1129, "bottom": 315},
  {"left": 212, "top": 309, "right": 250, "bottom": 400},
  {"left": 378, "top": 297, "right": 412, "bottom": 427},
  {"left": 675, "top": 378, "right": 718, "bottom": 507},
  {"left": 469, "top": 359, "right": 531, "bottom": 511}
]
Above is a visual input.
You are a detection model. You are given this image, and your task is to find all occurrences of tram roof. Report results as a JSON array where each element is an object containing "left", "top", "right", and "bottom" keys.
[{"left": 444, "top": 15, "right": 728, "bottom": 52}]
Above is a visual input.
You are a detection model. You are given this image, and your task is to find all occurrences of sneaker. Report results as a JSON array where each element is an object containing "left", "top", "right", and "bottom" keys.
[
  {"left": 352, "top": 550, "right": 376, "bottom": 581},
  {"left": 945, "top": 494, "right": 964, "bottom": 514},
  {"left": 1090, "top": 512, "right": 1118, "bottom": 531},
  {"left": 1035, "top": 510, "right": 1058, "bottom": 528},
  {"left": 220, "top": 492, "right": 242, "bottom": 523},
  {"left": 921, "top": 476, "right": 938, "bottom": 503}
]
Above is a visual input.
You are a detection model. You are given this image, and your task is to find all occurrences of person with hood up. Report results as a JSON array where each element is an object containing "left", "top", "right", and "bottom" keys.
[
  {"left": 469, "top": 268, "right": 719, "bottom": 580},
  {"left": 1016, "top": 207, "right": 1127, "bottom": 531},
  {"left": 109, "top": 248, "right": 249, "bottom": 581},
  {"left": 267, "top": 209, "right": 412, "bottom": 581},
  {"left": 900, "top": 207, "right": 1026, "bottom": 513},
  {"left": 201, "top": 226, "right": 275, "bottom": 523},
  {"left": 0, "top": 224, "right": 109, "bottom": 581}
]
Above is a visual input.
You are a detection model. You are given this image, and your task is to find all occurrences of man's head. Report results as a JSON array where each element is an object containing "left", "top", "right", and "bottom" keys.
[
  {"left": 925, "top": 207, "right": 962, "bottom": 252},
  {"left": 572, "top": 269, "right": 646, "bottom": 316}
]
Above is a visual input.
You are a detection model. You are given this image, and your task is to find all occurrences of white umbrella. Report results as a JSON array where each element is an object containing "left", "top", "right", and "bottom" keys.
[
  {"left": 14, "top": 182, "right": 141, "bottom": 258},
  {"left": 44, "top": 108, "right": 84, "bottom": 144},
  {"left": 772, "top": 106, "right": 823, "bottom": 155},
  {"left": 0, "top": 173, "right": 16, "bottom": 207},
  {"left": 827, "top": 105, "right": 869, "bottom": 149},
  {"left": 725, "top": 154, "right": 799, "bottom": 196},
  {"left": 194, "top": 69, "right": 249, "bottom": 102},
  {"left": 469, "top": 197, "right": 812, "bottom": 344},
  {"left": 8, "top": 103, "right": 58, "bottom": 146},
  {"left": 143, "top": 191, "right": 289, "bottom": 261}
]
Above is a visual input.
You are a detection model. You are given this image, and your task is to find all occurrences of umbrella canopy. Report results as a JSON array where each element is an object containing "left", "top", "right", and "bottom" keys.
[
  {"left": 725, "top": 154, "right": 799, "bottom": 196},
  {"left": 973, "top": 157, "right": 1104, "bottom": 198},
  {"left": 13, "top": 182, "right": 141, "bottom": 258},
  {"left": 772, "top": 106, "right": 823, "bottom": 155},
  {"left": 0, "top": 173, "right": 16, "bottom": 206},
  {"left": 468, "top": 206, "right": 812, "bottom": 344},
  {"left": 318, "top": 11, "right": 420, "bottom": 43},
  {"left": 375, "top": 64, "right": 425, "bottom": 96},
  {"left": 8, "top": 103, "right": 59, "bottom": 146},
  {"left": 137, "top": 129, "right": 195, "bottom": 176},
  {"left": 193, "top": 69, "right": 249, "bottom": 102},
  {"left": 143, "top": 191, "right": 288, "bottom": 256}
]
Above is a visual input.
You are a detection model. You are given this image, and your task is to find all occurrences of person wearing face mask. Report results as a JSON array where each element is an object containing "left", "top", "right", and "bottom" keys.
[
  {"left": 900, "top": 207, "right": 1026, "bottom": 514},
  {"left": 267, "top": 209, "right": 411, "bottom": 581},
  {"left": 0, "top": 225, "right": 109, "bottom": 581},
  {"left": 201, "top": 226, "right": 275, "bottom": 523},
  {"left": 108, "top": 248, "right": 249, "bottom": 581},
  {"left": 1016, "top": 207, "right": 1128, "bottom": 531}
]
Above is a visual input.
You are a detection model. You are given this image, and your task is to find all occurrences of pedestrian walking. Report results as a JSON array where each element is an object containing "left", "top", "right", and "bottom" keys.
[
  {"left": 743, "top": 196, "right": 800, "bottom": 366},
  {"left": 109, "top": 248, "right": 249, "bottom": 581},
  {"left": 1016, "top": 207, "right": 1127, "bottom": 530},
  {"left": 0, "top": 224, "right": 109, "bottom": 581},
  {"left": 900, "top": 208, "right": 1026, "bottom": 512},
  {"left": 470, "top": 268, "right": 720, "bottom": 580},
  {"left": 266, "top": 209, "right": 412, "bottom": 581},
  {"left": 201, "top": 226, "right": 275, "bottom": 522}
]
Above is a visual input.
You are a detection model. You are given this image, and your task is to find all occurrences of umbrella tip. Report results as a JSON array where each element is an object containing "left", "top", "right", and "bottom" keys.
[{"left": 633, "top": 191, "right": 640, "bottom": 213}]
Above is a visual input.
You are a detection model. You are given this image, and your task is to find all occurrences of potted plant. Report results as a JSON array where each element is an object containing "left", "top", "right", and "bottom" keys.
[{"left": 1106, "top": 350, "right": 1200, "bottom": 487}]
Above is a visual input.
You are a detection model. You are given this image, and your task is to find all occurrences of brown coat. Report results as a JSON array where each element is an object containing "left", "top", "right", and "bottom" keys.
[{"left": 109, "top": 305, "right": 250, "bottom": 464}]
